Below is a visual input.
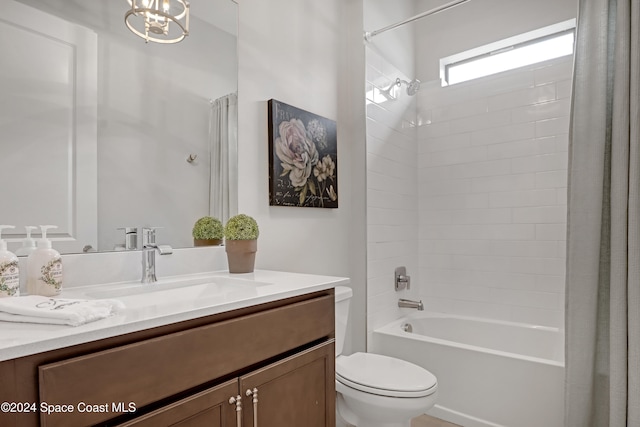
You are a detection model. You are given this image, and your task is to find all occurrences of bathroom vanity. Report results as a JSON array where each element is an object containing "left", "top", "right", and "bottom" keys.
[{"left": 0, "top": 271, "right": 347, "bottom": 427}]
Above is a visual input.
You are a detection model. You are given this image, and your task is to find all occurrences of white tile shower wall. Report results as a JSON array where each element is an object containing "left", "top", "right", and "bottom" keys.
[
  {"left": 417, "top": 56, "right": 572, "bottom": 328},
  {"left": 366, "top": 47, "right": 420, "bottom": 344}
]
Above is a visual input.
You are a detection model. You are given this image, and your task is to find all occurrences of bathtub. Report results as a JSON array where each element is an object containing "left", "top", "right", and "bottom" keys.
[{"left": 370, "top": 313, "right": 564, "bottom": 427}]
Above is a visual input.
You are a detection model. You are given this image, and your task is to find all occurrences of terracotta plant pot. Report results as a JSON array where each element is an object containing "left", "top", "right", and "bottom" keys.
[
  {"left": 194, "top": 238, "right": 222, "bottom": 247},
  {"left": 225, "top": 239, "right": 257, "bottom": 273}
]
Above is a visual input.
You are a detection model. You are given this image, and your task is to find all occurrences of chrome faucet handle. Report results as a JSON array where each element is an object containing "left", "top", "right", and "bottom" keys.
[
  {"left": 117, "top": 227, "right": 138, "bottom": 250},
  {"left": 141, "top": 228, "right": 172, "bottom": 254},
  {"left": 141, "top": 227, "right": 163, "bottom": 247},
  {"left": 395, "top": 266, "right": 411, "bottom": 291}
]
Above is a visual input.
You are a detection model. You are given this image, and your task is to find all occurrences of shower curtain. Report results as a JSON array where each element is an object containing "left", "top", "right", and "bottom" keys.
[
  {"left": 565, "top": 0, "right": 640, "bottom": 426},
  {"left": 209, "top": 93, "right": 238, "bottom": 225}
]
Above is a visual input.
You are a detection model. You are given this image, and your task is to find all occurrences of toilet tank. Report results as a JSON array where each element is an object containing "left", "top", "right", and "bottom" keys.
[{"left": 334, "top": 286, "right": 353, "bottom": 357}]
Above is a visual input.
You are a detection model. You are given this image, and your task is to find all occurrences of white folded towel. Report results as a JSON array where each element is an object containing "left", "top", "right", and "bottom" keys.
[{"left": 0, "top": 296, "right": 125, "bottom": 326}]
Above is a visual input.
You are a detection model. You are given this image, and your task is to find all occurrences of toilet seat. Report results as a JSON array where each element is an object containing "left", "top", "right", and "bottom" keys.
[{"left": 336, "top": 352, "right": 437, "bottom": 398}]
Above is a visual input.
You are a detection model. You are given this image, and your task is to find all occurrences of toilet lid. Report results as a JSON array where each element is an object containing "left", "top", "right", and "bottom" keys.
[{"left": 336, "top": 353, "right": 437, "bottom": 398}]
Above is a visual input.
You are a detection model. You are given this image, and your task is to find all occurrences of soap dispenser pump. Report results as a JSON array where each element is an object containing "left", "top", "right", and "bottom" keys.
[
  {"left": 0, "top": 225, "right": 20, "bottom": 297},
  {"left": 27, "top": 225, "right": 63, "bottom": 296},
  {"left": 15, "top": 226, "right": 37, "bottom": 257}
]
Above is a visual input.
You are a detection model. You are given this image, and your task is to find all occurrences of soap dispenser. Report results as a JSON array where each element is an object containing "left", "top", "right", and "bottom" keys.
[
  {"left": 27, "top": 225, "right": 63, "bottom": 296},
  {"left": 0, "top": 225, "right": 20, "bottom": 297},
  {"left": 15, "top": 226, "right": 37, "bottom": 257}
]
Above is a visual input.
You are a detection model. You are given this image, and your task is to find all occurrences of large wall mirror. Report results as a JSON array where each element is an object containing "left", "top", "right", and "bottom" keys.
[{"left": 0, "top": 0, "right": 238, "bottom": 254}]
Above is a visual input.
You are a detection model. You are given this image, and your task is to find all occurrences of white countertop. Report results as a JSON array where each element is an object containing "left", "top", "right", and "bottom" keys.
[{"left": 0, "top": 270, "right": 349, "bottom": 362}]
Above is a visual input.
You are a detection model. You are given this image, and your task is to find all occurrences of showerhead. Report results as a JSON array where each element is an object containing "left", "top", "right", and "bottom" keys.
[
  {"left": 377, "top": 77, "right": 421, "bottom": 101},
  {"left": 381, "top": 78, "right": 420, "bottom": 98},
  {"left": 397, "top": 78, "right": 421, "bottom": 96},
  {"left": 405, "top": 79, "right": 421, "bottom": 96}
]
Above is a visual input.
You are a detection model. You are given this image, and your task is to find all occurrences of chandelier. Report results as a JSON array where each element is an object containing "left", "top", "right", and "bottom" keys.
[{"left": 125, "top": 0, "right": 190, "bottom": 44}]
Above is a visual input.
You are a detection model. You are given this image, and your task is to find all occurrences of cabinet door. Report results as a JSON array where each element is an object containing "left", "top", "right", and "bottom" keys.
[
  {"left": 240, "top": 341, "right": 336, "bottom": 427},
  {"left": 116, "top": 379, "right": 237, "bottom": 427}
]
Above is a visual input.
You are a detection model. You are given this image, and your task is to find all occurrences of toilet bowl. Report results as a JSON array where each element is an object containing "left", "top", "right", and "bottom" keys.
[{"left": 334, "top": 286, "right": 438, "bottom": 427}]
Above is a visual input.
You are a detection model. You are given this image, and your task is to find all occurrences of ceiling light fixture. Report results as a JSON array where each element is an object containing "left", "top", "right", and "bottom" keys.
[{"left": 125, "top": 0, "right": 190, "bottom": 44}]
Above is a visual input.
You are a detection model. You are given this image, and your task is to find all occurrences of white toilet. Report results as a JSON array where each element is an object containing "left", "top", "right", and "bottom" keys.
[{"left": 334, "top": 286, "right": 438, "bottom": 427}]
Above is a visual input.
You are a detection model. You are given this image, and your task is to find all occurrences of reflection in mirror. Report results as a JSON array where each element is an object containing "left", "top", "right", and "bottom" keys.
[{"left": 0, "top": 0, "right": 238, "bottom": 254}]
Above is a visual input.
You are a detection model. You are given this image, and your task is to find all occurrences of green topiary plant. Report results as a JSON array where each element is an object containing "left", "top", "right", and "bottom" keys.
[
  {"left": 224, "top": 214, "right": 259, "bottom": 240},
  {"left": 192, "top": 216, "right": 224, "bottom": 240},
  {"left": 224, "top": 214, "right": 259, "bottom": 273}
]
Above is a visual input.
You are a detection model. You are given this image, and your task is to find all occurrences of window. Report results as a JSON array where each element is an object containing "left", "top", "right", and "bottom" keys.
[{"left": 440, "top": 19, "right": 576, "bottom": 86}]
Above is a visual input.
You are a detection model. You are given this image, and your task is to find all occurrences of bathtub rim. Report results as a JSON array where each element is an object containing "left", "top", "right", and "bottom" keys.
[{"left": 374, "top": 311, "right": 564, "bottom": 368}]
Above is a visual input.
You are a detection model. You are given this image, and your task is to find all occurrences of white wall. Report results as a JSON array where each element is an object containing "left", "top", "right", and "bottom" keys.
[
  {"left": 415, "top": 0, "right": 578, "bottom": 82},
  {"left": 417, "top": 55, "right": 572, "bottom": 328},
  {"left": 365, "top": 49, "right": 421, "bottom": 342},
  {"left": 413, "top": 0, "right": 576, "bottom": 328},
  {"left": 237, "top": 0, "right": 367, "bottom": 352},
  {"left": 364, "top": 0, "right": 420, "bottom": 346},
  {"left": 364, "top": 0, "right": 416, "bottom": 77}
]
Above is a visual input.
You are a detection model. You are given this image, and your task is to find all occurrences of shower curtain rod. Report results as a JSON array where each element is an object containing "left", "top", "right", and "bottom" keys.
[{"left": 364, "top": 0, "right": 470, "bottom": 42}]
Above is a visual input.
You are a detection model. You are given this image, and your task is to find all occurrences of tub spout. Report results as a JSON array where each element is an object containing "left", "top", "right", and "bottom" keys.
[{"left": 398, "top": 298, "right": 424, "bottom": 311}]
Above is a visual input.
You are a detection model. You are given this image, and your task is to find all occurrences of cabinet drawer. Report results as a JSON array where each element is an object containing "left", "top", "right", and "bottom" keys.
[
  {"left": 38, "top": 294, "right": 334, "bottom": 427},
  {"left": 115, "top": 379, "right": 237, "bottom": 427}
]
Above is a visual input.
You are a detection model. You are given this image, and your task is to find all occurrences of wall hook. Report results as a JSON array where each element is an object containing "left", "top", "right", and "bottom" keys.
[{"left": 187, "top": 154, "right": 198, "bottom": 163}]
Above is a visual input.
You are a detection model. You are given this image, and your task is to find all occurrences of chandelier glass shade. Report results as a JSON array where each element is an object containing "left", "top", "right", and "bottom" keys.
[{"left": 125, "top": 0, "right": 190, "bottom": 44}]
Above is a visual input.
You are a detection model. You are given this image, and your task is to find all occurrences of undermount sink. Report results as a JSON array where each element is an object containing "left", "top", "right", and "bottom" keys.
[{"left": 84, "top": 276, "right": 271, "bottom": 300}]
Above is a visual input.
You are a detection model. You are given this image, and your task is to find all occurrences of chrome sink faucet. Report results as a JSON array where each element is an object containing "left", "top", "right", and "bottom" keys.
[
  {"left": 141, "top": 227, "right": 173, "bottom": 283},
  {"left": 398, "top": 298, "right": 424, "bottom": 311}
]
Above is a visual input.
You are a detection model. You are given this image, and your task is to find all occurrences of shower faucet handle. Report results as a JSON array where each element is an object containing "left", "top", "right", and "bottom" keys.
[{"left": 395, "top": 266, "right": 411, "bottom": 291}]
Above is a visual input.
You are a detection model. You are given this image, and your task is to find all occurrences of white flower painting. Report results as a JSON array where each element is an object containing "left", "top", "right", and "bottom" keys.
[{"left": 268, "top": 99, "right": 338, "bottom": 208}]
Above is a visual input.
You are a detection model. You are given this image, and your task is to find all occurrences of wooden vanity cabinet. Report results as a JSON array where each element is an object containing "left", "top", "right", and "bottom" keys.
[{"left": 0, "top": 289, "right": 336, "bottom": 427}]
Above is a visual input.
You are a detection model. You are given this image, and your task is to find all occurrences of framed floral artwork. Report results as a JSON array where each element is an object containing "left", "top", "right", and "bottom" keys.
[{"left": 268, "top": 99, "right": 338, "bottom": 208}]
